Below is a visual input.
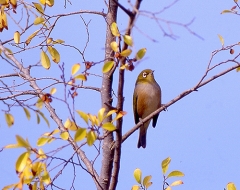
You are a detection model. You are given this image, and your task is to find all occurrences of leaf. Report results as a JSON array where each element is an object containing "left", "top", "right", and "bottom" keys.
[
  {"left": 87, "top": 130, "right": 96, "bottom": 146},
  {"left": 112, "top": 111, "right": 127, "bottom": 122},
  {"left": 110, "top": 22, "right": 120, "bottom": 37},
  {"left": 74, "top": 128, "right": 87, "bottom": 142},
  {"left": 39, "top": 0, "right": 46, "bottom": 4},
  {"left": 47, "top": 38, "right": 53, "bottom": 44},
  {"left": 36, "top": 98, "right": 43, "bottom": 109},
  {"left": 236, "top": 67, "right": 240, "bottom": 72},
  {"left": 106, "top": 109, "right": 117, "bottom": 117},
  {"left": 170, "top": 180, "right": 183, "bottom": 186},
  {"left": 53, "top": 39, "right": 65, "bottom": 44},
  {"left": 98, "top": 107, "right": 106, "bottom": 123},
  {"left": 0, "top": 0, "right": 8, "bottom": 5},
  {"left": 123, "top": 35, "right": 133, "bottom": 46},
  {"left": 120, "top": 49, "right": 132, "bottom": 57},
  {"left": 5, "top": 113, "right": 14, "bottom": 127},
  {"left": 227, "top": 182, "right": 237, "bottom": 190},
  {"left": 221, "top": 10, "right": 232, "bottom": 14},
  {"left": 36, "top": 112, "right": 40, "bottom": 124},
  {"left": 161, "top": 157, "right": 171, "bottom": 174},
  {"left": 102, "top": 61, "right": 114, "bottom": 73},
  {"left": 38, "top": 111, "right": 50, "bottom": 127},
  {"left": 33, "top": 17, "right": 45, "bottom": 25},
  {"left": 165, "top": 186, "right": 171, "bottom": 190},
  {"left": 14, "top": 31, "right": 20, "bottom": 44},
  {"left": 4, "top": 144, "right": 19, "bottom": 149},
  {"left": 42, "top": 170, "right": 51, "bottom": 184},
  {"left": 25, "top": 30, "right": 40, "bottom": 45},
  {"left": 37, "top": 137, "right": 49, "bottom": 146},
  {"left": 167, "top": 170, "right": 184, "bottom": 178},
  {"left": 41, "top": 50, "right": 51, "bottom": 69},
  {"left": 133, "top": 168, "right": 142, "bottom": 184},
  {"left": 50, "top": 87, "right": 57, "bottom": 95},
  {"left": 38, "top": 148, "right": 47, "bottom": 159},
  {"left": 15, "top": 152, "right": 30, "bottom": 172},
  {"left": 46, "top": 0, "right": 54, "bottom": 7},
  {"left": 136, "top": 48, "right": 147, "bottom": 60},
  {"left": 16, "top": 135, "right": 30, "bottom": 148},
  {"left": 88, "top": 114, "right": 99, "bottom": 126},
  {"left": 71, "top": 63, "right": 81, "bottom": 75},
  {"left": 102, "top": 122, "right": 116, "bottom": 131},
  {"left": 10, "top": 0, "right": 17, "bottom": 9},
  {"left": 74, "top": 74, "right": 86, "bottom": 81},
  {"left": 76, "top": 110, "right": 89, "bottom": 124},
  {"left": 1, "top": 11, "right": 8, "bottom": 30},
  {"left": 143, "top": 175, "right": 152, "bottom": 187},
  {"left": 32, "top": 2, "right": 44, "bottom": 14},
  {"left": 110, "top": 41, "right": 119, "bottom": 52},
  {"left": 60, "top": 131, "right": 69, "bottom": 140},
  {"left": 145, "top": 182, "right": 152, "bottom": 189},
  {"left": 23, "top": 107, "right": 31, "bottom": 120},
  {"left": 131, "top": 185, "right": 140, "bottom": 190},
  {"left": 218, "top": 34, "right": 224, "bottom": 46},
  {"left": 47, "top": 46, "right": 60, "bottom": 63}
]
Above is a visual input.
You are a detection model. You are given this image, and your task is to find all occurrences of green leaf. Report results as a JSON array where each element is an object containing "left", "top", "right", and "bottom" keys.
[
  {"left": 218, "top": 34, "right": 224, "bottom": 46},
  {"left": 110, "top": 41, "right": 119, "bottom": 52},
  {"left": 5, "top": 113, "right": 14, "bottom": 127},
  {"left": 38, "top": 111, "right": 50, "bottom": 127},
  {"left": 133, "top": 168, "right": 142, "bottom": 184},
  {"left": 37, "top": 137, "right": 49, "bottom": 146},
  {"left": 86, "top": 130, "right": 96, "bottom": 146},
  {"left": 36, "top": 112, "right": 40, "bottom": 124},
  {"left": 15, "top": 152, "right": 30, "bottom": 172},
  {"left": 161, "top": 157, "right": 171, "bottom": 174},
  {"left": 123, "top": 35, "right": 133, "bottom": 46},
  {"left": 102, "top": 61, "right": 114, "bottom": 73},
  {"left": 23, "top": 107, "right": 31, "bottom": 120},
  {"left": 74, "top": 128, "right": 87, "bottom": 142},
  {"left": 110, "top": 22, "right": 120, "bottom": 37},
  {"left": 143, "top": 175, "right": 152, "bottom": 187},
  {"left": 136, "top": 48, "right": 147, "bottom": 60},
  {"left": 167, "top": 170, "right": 184, "bottom": 178},
  {"left": 120, "top": 49, "right": 132, "bottom": 57},
  {"left": 102, "top": 122, "right": 116, "bottom": 131},
  {"left": 76, "top": 110, "right": 89, "bottom": 124},
  {"left": 41, "top": 50, "right": 51, "bottom": 69},
  {"left": 227, "top": 182, "right": 237, "bottom": 190},
  {"left": 60, "top": 131, "right": 69, "bottom": 140}
]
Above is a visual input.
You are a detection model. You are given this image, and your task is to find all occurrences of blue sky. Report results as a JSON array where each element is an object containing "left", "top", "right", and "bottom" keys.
[{"left": 1, "top": 0, "right": 240, "bottom": 189}]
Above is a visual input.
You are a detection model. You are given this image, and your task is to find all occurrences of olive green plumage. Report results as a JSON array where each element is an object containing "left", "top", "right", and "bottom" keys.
[{"left": 133, "top": 69, "right": 161, "bottom": 148}]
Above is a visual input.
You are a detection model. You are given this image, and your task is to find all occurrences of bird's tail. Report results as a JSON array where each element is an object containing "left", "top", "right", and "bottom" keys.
[{"left": 137, "top": 120, "right": 150, "bottom": 148}]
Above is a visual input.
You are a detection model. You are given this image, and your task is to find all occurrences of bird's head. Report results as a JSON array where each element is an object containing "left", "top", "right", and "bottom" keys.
[{"left": 136, "top": 69, "right": 156, "bottom": 84}]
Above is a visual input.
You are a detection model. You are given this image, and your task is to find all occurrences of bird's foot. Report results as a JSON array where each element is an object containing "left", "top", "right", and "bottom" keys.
[{"left": 161, "top": 104, "right": 168, "bottom": 111}]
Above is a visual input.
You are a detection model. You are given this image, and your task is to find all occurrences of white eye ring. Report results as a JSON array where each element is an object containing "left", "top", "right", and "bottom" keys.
[{"left": 142, "top": 72, "right": 147, "bottom": 78}]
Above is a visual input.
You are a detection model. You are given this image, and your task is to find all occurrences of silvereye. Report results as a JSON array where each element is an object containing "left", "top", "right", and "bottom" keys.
[{"left": 133, "top": 69, "right": 161, "bottom": 148}]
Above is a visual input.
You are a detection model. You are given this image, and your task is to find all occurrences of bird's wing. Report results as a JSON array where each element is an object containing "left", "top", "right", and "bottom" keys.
[{"left": 133, "top": 89, "right": 139, "bottom": 124}]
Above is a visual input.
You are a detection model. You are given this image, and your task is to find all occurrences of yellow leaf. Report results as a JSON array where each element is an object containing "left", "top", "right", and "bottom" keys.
[
  {"left": 38, "top": 148, "right": 47, "bottom": 159},
  {"left": 218, "top": 34, "right": 224, "bottom": 46},
  {"left": 123, "top": 35, "right": 133, "bottom": 46},
  {"left": 167, "top": 170, "right": 184, "bottom": 178},
  {"left": 120, "top": 49, "right": 132, "bottom": 57},
  {"left": 50, "top": 87, "right": 57, "bottom": 95},
  {"left": 143, "top": 175, "right": 152, "bottom": 187},
  {"left": 39, "top": 0, "right": 46, "bottom": 4},
  {"left": 36, "top": 98, "right": 43, "bottom": 109},
  {"left": 227, "top": 182, "right": 237, "bottom": 190},
  {"left": 106, "top": 109, "right": 117, "bottom": 117},
  {"left": 110, "top": 41, "right": 119, "bottom": 52},
  {"left": 136, "top": 48, "right": 147, "bottom": 60},
  {"left": 161, "top": 157, "right": 171, "bottom": 174},
  {"left": 10, "top": 0, "right": 17, "bottom": 9},
  {"left": 102, "top": 61, "right": 114, "bottom": 73},
  {"left": 33, "top": 17, "right": 45, "bottom": 25},
  {"left": 86, "top": 130, "right": 96, "bottom": 146},
  {"left": 102, "top": 122, "right": 116, "bottom": 131},
  {"left": 145, "top": 182, "right": 152, "bottom": 189},
  {"left": 14, "top": 31, "right": 20, "bottom": 44},
  {"left": 60, "top": 131, "right": 69, "bottom": 140},
  {"left": 42, "top": 170, "right": 51, "bottom": 184},
  {"left": 0, "top": 0, "right": 8, "bottom": 5},
  {"left": 32, "top": 2, "right": 44, "bottom": 14},
  {"left": 88, "top": 114, "right": 99, "bottom": 126},
  {"left": 98, "top": 107, "right": 106, "bottom": 123},
  {"left": 16, "top": 135, "right": 30, "bottom": 148},
  {"left": 46, "top": 38, "right": 53, "bottom": 44},
  {"left": 37, "top": 137, "right": 49, "bottom": 146},
  {"left": 74, "top": 128, "right": 87, "bottom": 142},
  {"left": 41, "top": 50, "right": 51, "bottom": 69},
  {"left": 46, "top": 0, "right": 54, "bottom": 7},
  {"left": 15, "top": 152, "right": 30, "bottom": 172},
  {"left": 76, "top": 110, "right": 89, "bottom": 124},
  {"left": 133, "top": 168, "right": 142, "bottom": 184},
  {"left": 4, "top": 144, "right": 19, "bottom": 149},
  {"left": 74, "top": 74, "right": 86, "bottom": 81},
  {"left": 1, "top": 11, "right": 8, "bottom": 30},
  {"left": 112, "top": 111, "right": 127, "bottom": 122},
  {"left": 47, "top": 46, "right": 60, "bottom": 63},
  {"left": 53, "top": 39, "right": 65, "bottom": 44},
  {"left": 110, "top": 22, "right": 120, "bottom": 37},
  {"left": 131, "top": 185, "right": 140, "bottom": 190},
  {"left": 64, "top": 119, "right": 78, "bottom": 131},
  {"left": 221, "top": 10, "right": 232, "bottom": 14},
  {"left": 5, "top": 113, "right": 14, "bottom": 127},
  {"left": 23, "top": 107, "right": 31, "bottom": 120},
  {"left": 71, "top": 63, "right": 81, "bottom": 75},
  {"left": 165, "top": 186, "right": 171, "bottom": 190},
  {"left": 25, "top": 30, "right": 40, "bottom": 46},
  {"left": 2, "top": 183, "right": 18, "bottom": 190},
  {"left": 170, "top": 180, "right": 183, "bottom": 186}
]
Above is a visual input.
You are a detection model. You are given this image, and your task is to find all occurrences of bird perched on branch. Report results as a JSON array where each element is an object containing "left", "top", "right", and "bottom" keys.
[{"left": 133, "top": 69, "right": 161, "bottom": 148}]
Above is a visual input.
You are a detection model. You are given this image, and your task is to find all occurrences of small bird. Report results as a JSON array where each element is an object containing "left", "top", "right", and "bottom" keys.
[{"left": 133, "top": 69, "right": 161, "bottom": 148}]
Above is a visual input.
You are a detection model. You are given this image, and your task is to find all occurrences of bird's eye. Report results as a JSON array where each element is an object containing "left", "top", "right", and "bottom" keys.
[{"left": 142, "top": 72, "right": 147, "bottom": 78}]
